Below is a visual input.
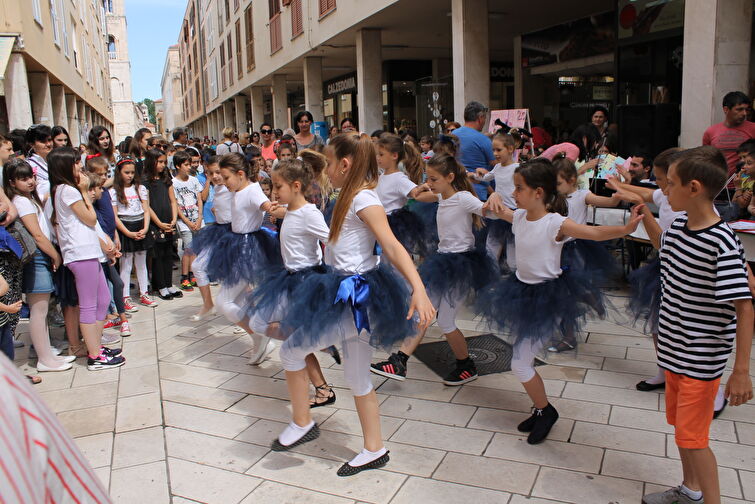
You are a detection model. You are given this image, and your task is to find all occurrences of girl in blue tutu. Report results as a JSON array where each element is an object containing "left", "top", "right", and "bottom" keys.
[
  {"left": 375, "top": 133, "right": 437, "bottom": 256},
  {"left": 546, "top": 156, "right": 622, "bottom": 352},
  {"left": 272, "top": 134, "right": 435, "bottom": 476},
  {"left": 207, "top": 153, "right": 284, "bottom": 365},
  {"left": 371, "top": 153, "right": 499, "bottom": 385},
  {"left": 189, "top": 159, "right": 234, "bottom": 321},
  {"left": 480, "top": 158, "right": 643, "bottom": 444}
]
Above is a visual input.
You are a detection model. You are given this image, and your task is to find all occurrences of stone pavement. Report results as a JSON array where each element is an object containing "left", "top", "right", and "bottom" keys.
[{"left": 11, "top": 288, "right": 755, "bottom": 504}]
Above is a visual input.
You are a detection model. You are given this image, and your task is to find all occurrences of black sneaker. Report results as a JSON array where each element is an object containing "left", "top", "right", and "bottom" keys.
[
  {"left": 517, "top": 407, "right": 540, "bottom": 433},
  {"left": 101, "top": 346, "right": 122, "bottom": 357},
  {"left": 442, "top": 358, "right": 478, "bottom": 386},
  {"left": 370, "top": 352, "right": 408, "bottom": 381},
  {"left": 527, "top": 403, "right": 559, "bottom": 444},
  {"left": 87, "top": 352, "right": 126, "bottom": 371}
]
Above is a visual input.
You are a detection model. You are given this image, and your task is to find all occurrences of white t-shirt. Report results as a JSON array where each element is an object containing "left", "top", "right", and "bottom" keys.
[
  {"left": 53, "top": 185, "right": 103, "bottom": 264},
  {"left": 436, "top": 191, "right": 484, "bottom": 253},
  {"left": 231, "top": 182, "right": 269, "bottom": 233},
  {"left": 565, "top": 189, "right": 590, "bottom": 225},
  {"left": 280, "top": 203, "right": 330, "bottom": 271},
  {"left": 173, "top": 175, "right": 204, "bottom": 232},
  {"left": 653, "top": 189, "right": 684, "bottom": 231},
  {"left": 109, "top": 185, "right": 148, "bottom": 217},
  {"left": 13, "top": 195, "right": 52, "bottom": 242},
  {"left": 483, "top": 162, "right": 517, "bottom": 209},
  {"left": 512, "top": 209, "right": 567, "bottom": 284},
  {"left": 375, "top": 171, "right": 417, "bottom": 214},
  {"left": 325, "top": 189, "right": 382, "bottom": 273},
  {"left": 215, "top": 141, "right": 242, "bottom": 156},
  {"left": 27, "top": 154, "right": 50, "bottom": 200},
  {"left": 213, "top": 185, "right": 233, "bottom": 224}
]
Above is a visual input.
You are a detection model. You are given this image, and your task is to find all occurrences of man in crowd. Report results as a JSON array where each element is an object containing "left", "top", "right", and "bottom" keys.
[
  {"left": 453, "top": 101, "right": 495, "bottom": 200},
  {"left": 703, "top": 91, "right": 755, "bottom": 178}
]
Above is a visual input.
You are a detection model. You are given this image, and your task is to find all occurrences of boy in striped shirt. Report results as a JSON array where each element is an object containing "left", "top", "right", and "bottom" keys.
[{"left": 642, "top": 146, "right": 753, "bottom": 504}]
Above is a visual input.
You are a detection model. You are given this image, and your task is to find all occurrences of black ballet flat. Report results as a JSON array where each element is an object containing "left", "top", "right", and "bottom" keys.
[
  {"left": 170, "top": 290, "right": 183, "bottom": 298},
  {"left": 156, "top": 292, "right": 174, "bottom": 301},
  {"left": 310, "top": 384, "right": 336, "bottom": 409},
  {"left": 636, "top": 380, "right": 665, "bottom": 392},
  {"left": 336, "top": 451, "right": 390, "bottom": 477},
  {"left": 326, "top": 345, "right": 341, "bottom": 365},
  {"left": 270, "top": 423, "right": 320, "bottom": 452}
]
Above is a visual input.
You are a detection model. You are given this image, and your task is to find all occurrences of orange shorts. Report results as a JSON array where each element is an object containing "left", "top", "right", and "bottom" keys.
[{"left": 665, "top": 370, "right": 720, "bottom": 449}]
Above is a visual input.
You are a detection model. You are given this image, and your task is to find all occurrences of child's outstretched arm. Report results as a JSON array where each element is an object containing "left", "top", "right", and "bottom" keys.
[
  {"left": 585, "top": 191, "right": 621, "bottom": 209},
  {"left": 560, "top": 204, "right": 644, "bottom": 241},
  {"left": 482, "top": 192, "right": 514, "bottom": 223},
  {"left": 606, "top": 175, "right": 656, "bottom": 203},
  {"left": 727, "top": 298, "right": 753, "bottom": 406}
]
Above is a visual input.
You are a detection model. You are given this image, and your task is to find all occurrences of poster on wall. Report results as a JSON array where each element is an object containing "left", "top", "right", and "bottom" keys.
[
  {"left": 618, "top": 0, "right": 685, "bottom": 39},
  {"left": 487, "top": 109, "right": 530, "bottom": 134}
]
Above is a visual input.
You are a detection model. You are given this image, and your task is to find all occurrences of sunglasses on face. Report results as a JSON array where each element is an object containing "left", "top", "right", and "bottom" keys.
[{"left": 260, "top": 129, "right": 273, "bottom": 134}]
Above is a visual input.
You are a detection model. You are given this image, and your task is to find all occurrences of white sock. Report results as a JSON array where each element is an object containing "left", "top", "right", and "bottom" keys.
[
  {"left": 167, "top": 285, "right": 179, "bottom": 294},
  {"left": 278, "top": 420, "right": 314, "bottom": 446},
  {"left": 714, "top": 386, "right": 726, "bottom": 411},
  {"left": 680, "top": 484, "right": 703, "bottom": 501},
  {"left": 645, "top": 366, "right": 666, "bottom": 385},
  {"left": 348, "top": 447, "right": 387, "bottom": 467},
  {"left": 160, "top": 288, "right": 170, "bottom": 297}
]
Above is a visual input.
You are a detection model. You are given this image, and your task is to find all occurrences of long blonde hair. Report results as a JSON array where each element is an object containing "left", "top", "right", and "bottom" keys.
[
  {"left": 298, "top": 149, "right": 332, "bottom": 208},
  {"left": 327, "top": 134, "right": 378, "bottom": 242}
]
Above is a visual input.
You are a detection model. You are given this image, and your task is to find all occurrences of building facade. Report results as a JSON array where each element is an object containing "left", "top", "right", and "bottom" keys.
[
  {"left": 160, "top": 44, "right": 182, "bottom": 137},
  {"left": 169, "top": 0, "right": 753, "bottom": 153},
  {"left": 0, "top": 0, "right": 114, "bottom": 143},
  {"left": 106, "top": 0, "right": 145, "bottom": 143}
]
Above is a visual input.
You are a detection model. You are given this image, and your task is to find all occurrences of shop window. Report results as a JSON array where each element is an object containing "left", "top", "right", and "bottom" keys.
[
  {"left": 318, "top": 0, "right": 335, "bottom": 18},
  {"left": 244, "top": 4, "right": 255, "bottom": 71},
  {"left": 291, "top": 0, "right": 303, "bottom": 38}
]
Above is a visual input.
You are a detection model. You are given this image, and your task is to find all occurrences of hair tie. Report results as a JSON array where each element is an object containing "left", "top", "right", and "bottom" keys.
[{"left": 86, "top": 153, "right": 101, "bottom": 161}]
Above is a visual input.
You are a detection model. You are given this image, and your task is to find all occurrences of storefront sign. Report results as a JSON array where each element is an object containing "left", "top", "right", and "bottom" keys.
[
  {"left": 324, "top": 73, "right": 357, "bottom": 98},
  {"left": 490, "top": 62, "right": 514, "bottom": 82},
  {"left": 522, "top": 12, "right": 615, "bottom": 68},
  {"left": 618, "top": 0, "right": 685, "bottom": 39}
]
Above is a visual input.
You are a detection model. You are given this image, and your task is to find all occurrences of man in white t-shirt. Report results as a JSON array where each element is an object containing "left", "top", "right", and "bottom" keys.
[{"left": 172, "top": 151, "right": 203, "bottom": 291}]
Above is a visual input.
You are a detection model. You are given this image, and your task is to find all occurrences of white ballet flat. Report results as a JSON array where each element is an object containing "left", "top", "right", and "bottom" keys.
[
  {"left": 37, "top": 361, "right": 73, "bottom": 372},
  {"left": 59, "top": 355, "right": 77, "bottom": 364}
]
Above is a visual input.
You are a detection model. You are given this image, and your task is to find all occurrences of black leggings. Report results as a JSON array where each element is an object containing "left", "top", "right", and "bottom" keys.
[
  {"left": 151, "top": 240, "right": 174, "bottom": 291},
  {"left": 102, "top": 261, "right": 125, "bottom": 314}
]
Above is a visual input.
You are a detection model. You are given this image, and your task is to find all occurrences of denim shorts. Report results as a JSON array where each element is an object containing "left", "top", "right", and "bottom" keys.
[{"left": 22, "top": 250, "right": 55, "bottom": 294}]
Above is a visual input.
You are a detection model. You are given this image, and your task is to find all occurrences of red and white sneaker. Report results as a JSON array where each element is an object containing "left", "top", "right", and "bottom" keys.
[
  {"left": 123, "top": 297, "right": 139, "bottom": 313},
  {"left": 104, "top": 318, "right": 123, "bottom": 330},
  {"left": 120, "top": 321, "right": 132, "bottom": 337},
  {"left": 139, "top": 294, "right": 159, "bottom": 308}
]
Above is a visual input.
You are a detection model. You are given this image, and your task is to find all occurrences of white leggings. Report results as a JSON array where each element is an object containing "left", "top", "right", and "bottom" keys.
[
  {"left": 486, "top": 234, "right": 517, "bottom": 270},
  {"left": 429, "top": 288, "right": 465, "bottom": 334},
  {"left": 192, "top": 250, "right": 210, "bottom": 287},
  {"left": 120, "top": 251, "right": 148, "bottom": 296},
  {"left": 511, "top": 338, "right": 545, "bottom": 383},
  {"left": 279, "top": 312, "right": 374, "bottom": 397},
  {"left": 249, "top": 297, "right": 288, "bottom": 339},
  {"left": 216, "top": 281, "right": 250, "bottom": 324}
]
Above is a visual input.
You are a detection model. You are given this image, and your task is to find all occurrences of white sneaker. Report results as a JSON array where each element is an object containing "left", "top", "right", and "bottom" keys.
[
  {"left": 233, "top": 326, "right": 247, "bottom": 334},
  {"left": 101, "top": 332, "right": 120, "bottom": 346},
  {"left": 249, "top": 340, "right": 275, "bottom": 366},
  {"left": 120, "top": 321, "right": 132, "bottom": 337}
]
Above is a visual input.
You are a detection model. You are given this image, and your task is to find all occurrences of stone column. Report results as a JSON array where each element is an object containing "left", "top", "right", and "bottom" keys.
[
  {"left": 28, "top": 72, "right": 54, "bottom": 125},
  {"left": 680, "top": 0, "right": 753, "bottom": 147},
  {"left": 250, "top": 86, "right": 265, "bottom": 129},
  {"left": 271, "top": 74, "right": 288, "bottom": 130},
  {"left": 4, "top": 53, "right": 33, "bottom": 130},
  {"left": 304, "top": 57, "right": 324, "bottom": 121},
  {"left": 234, "top": 95, "right": 248, "bottom": 133},
  {"left": 451, "top": 0, "right": 490, "bottom": 120},
  {"left": 222, "top": 101, "right": 234, "bottom": 132},
  {"left": 50, "top": 85, "right": 67, "bottom": 127},
  {"left": 356, "top": 29, "right": 382, "bottom": 134},
  {"left": 65, "top": 94, "right": 79, "bottom": 142}
]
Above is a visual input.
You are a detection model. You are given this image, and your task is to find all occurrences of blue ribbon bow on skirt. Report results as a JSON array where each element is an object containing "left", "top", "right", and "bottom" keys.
[{"left": 334, "top": 274, "right": 371, "bottom": 333}]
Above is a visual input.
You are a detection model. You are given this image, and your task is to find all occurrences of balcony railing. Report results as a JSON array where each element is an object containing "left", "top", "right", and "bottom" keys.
[{"left": 108, "top": 51, "right": 116, "bottom": 60}]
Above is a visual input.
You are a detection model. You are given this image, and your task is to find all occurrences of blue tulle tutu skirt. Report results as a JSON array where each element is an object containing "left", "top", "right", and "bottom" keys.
[
  {"left": 408, "top": 200, "right": 439, "bottom": 250},
  {"left": 247, "top": 264, "right": 326, "bottom": 321},
  {"left": 191, "top": 223, "right": 232, "bottom": 257},
  {"left": 203, "top": 229, "right": 281, "bottom": 285},
  {"left": 419, "top": 248, "right": 499, "bottom": 302},
  {"left": 284, "top": 263, "right": 415, "bottom": 350},
  {"left": 387, "top": 207, "right": 428, "bottom": 257},
  {"left": 561, "top": 239, "right": 620, "bottom": 289},
  {"left": 628, "top": 257, "right": 661, "bottom": 333},
  {"left": 486, "top": 218, "right": 513, "bottom": 244},
  {"left": 476, "top": 270, "right": 601, "bottom": 348}
]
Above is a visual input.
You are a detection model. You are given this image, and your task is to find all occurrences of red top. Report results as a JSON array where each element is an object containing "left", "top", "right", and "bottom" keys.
[
  {"left": 261, "top": 143, "right": 277, "bottom": 161},
  {"left": 702, "top": 121, "right": 755, "bottom": 176}
]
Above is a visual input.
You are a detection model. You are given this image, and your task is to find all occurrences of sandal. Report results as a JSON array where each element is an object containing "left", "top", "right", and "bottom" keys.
[
  {"left": 547, "top": 340, "right": 575, "bottom": 353},
  {"left": 26, "top": 375, "right": 42, "bottom": 385},
  {"left": 309, "top": 383, "right": 336, "bottom": 409}
]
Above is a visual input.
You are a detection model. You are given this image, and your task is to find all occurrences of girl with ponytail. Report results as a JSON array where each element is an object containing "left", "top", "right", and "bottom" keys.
[
  {"left": 477, "top": 157, "right": 643, "bottom": 444},
  {"left": 271, "top": 133, "right": 435, "bottom": 476}
]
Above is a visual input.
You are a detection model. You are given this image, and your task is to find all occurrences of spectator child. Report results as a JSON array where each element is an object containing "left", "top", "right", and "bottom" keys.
[{"left": 172, "top": 150, "right": 203, "bottom": 290}]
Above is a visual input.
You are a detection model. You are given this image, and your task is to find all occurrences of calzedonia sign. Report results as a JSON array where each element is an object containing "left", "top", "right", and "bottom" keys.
[{"left": 324, "top": 72, "right": 357, "bottom": 97}]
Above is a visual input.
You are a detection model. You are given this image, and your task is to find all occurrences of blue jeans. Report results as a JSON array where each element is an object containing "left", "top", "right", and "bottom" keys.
[{"left": 0, "top": 324, "right": 13, "bottom": 360}]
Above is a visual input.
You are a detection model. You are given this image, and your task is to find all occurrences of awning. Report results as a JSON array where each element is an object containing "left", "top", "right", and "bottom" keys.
[{"left": 0, "top": 36, "right": 17, "bottom": 96}]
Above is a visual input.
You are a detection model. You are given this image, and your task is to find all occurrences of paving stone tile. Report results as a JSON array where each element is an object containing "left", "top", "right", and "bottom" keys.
[
  {"left": 741, "top": 470, "right": 755, "bottom": 501},
  {"left": 239, "top": 481, "right": 354, "bottom": 504},
  {"left": 532, "top": 467, "right": 643, "bottom": 504},
  {"left": 389, "top": 476, "right": 510, "bottom": 504},
  {"left": 110, "top": 461, "right": 170, "bottom": 504},
  {"left": 602, "top": 357, "right": 660, "bottom": 375},
  {"left": 246, "top": 451, "right": 405, "bottom": 504},
  {"left": 29, "top": 366, "right": 74, "bottom": 391},
  {"left": 160, "top": 333, "right": 241, "bottom": 365},
  {"left": 583, "top": 369, "right": 653, "bottom": 390},
  {"left": 587, "top": 333, "right": 651, "bottom": 348},
  {"left": 379, "top": 395, "right": 476, "bottom": 426},
  {"left": 71, "top": 365, "right": 120, "bottom": 388},
  {"left": 471, "top": 372, "right": 566, "bottom": 397},
  {"left": 390, "top": 419, "right": 492, "bottom": 455},
  {"left": 626, "top": 347, "right": 658, "bottom": 362},
  {"left": 451, "top": 385, "right": 533, "bottom": 412},
  {"left": 57, "top": 405, "right": 115, "bottom": 438},
  {"left": 115, "top": 392, "right": 163, "bottom": 432},
  {"left": 112, "top": 426, "right": 165, "bottom": 469},
  {"left": 159, "top": 361, "right": 237, "bottom": 387},
  {"left": 376, "top": 378, "right": 459, "bottom": 402},
  {"left": 575, "top": 342, "right": 628, "bottom": 359},
  {"left": 570, "top": 421, "right": 666, "bottom": 456},
  {"left": 485, "top": 432, "right": 603, "bottom": 473},
  {"left": 548, "top": 397, "right": 611, "bottom": 424},
  {"left": 467, "top": 407, "right": 574, "bottom": 442},
  {"left": 157, "top": 336, "right": 197, "bottom": 359},
  {"left": 609, "top": 405, "right": 738, "bottom": 442},
  {"left": 74, "top": 432, "right": 113, "bottom": 469},
  {"left": 163, "top": 401, "right": 257, "bottom": 438},
  {"left": 716, "top": 402, "right": 755, "bottom": 423},
  {"left": 169, "top": 457, "right": 262, "bottom": 504},
  {"left": 213, "top": 336, "right": 255, "bottom": 356},
  {"left": 165, "top": 427, "right": 268, "bottom": 473},
  {"left": 160, "top": 379, "right": 245, "bottom": 411},
  {"left": 508, "top": 496, "right": 566, "bottom": 504},
  {"left": 39, "top": 382, "right": 118, "bottom": 413},
  {"left": 227, "top": 394, "right": 336, "bottom": 423},
  {"left": 735, "top": 421, "right": 755, "bottom": 445},
  {"left": 118, "top": 364, "right": 160, "bottom": 397},
  {"left": 320, "top": 408, "right": 404, "bottom": 439},
  {"left": 434, "top": 452, "right": 538, "bottom": 494},
  {"left": 93, "top": 466, "right": 110, "bottom": 491},
  {"left": 120, "top": 338, "right": 158, "bottom": 368},
  {"left": 535, "top": 352, "right": 605, "bottom": 370},
  {"left": 664, "top": 437, "right": 755, "bottom": 471},
  {"left": 218, "top": 373, "right": 289, "bottom": 399},
  {"left": 562, "top": 382, "right": 659, "bottom": 410},
  {"left": 191, "top": 352, "right": 283, "bottom": 377},
  {"left": 536, "top": 365, "right": 587, "bottom": 382}
]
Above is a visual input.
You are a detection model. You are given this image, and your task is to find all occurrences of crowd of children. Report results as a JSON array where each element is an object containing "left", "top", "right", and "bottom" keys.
[{"left": 0, "top": 113, "right": 751, "bottom": 502}]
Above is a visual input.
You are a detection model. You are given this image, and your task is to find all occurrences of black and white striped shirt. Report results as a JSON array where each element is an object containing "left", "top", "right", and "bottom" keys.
[{"left": 658, "top": 216, "right": 751, "bottom": 380}]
